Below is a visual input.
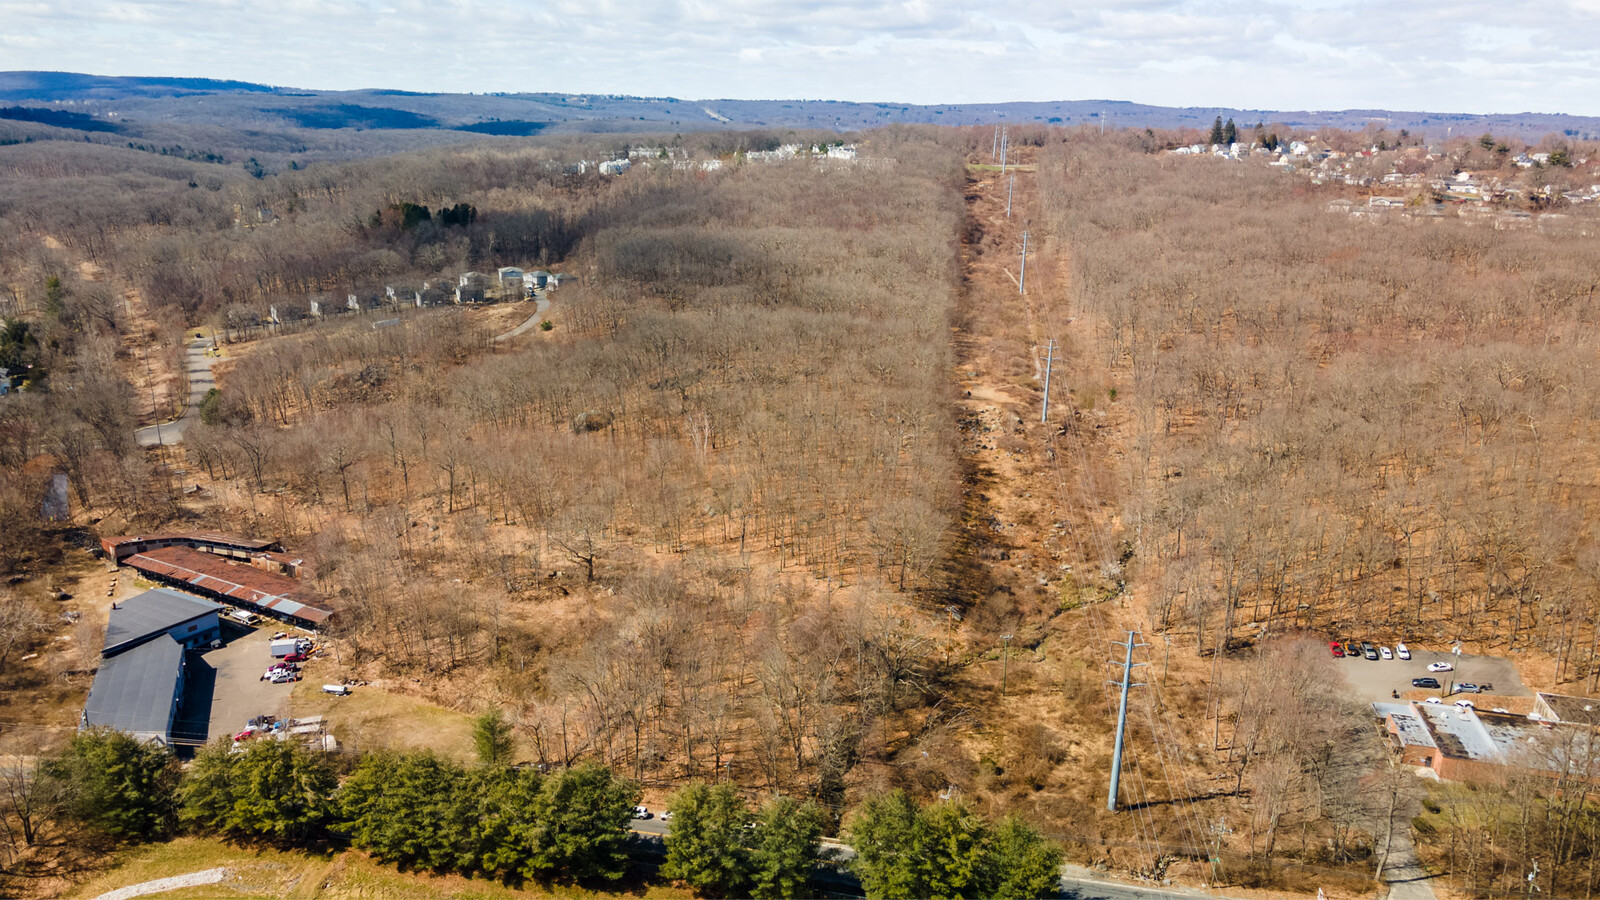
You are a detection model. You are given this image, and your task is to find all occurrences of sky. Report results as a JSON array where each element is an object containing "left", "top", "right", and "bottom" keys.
[{"left": 3, "top": 0, "right": 1600, "bottom": 116}]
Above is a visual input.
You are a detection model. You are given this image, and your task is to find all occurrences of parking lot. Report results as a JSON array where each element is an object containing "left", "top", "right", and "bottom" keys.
[
  {"left": 171, "top": 622, "right": 297, "bottom": 747},
  {"left": 1335, "top": 642, "right": 1530, "bottom": 703}
]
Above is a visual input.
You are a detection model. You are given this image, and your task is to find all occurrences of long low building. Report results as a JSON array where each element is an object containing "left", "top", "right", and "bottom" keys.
[
  {"left": 81, "top": 588, "right": 223, "bottom": 746},
  {"left": 101, "top": 532, "right": 281, "bottom": 562},
  {"left": 120, "top": 544, "right": 332, "bottom": 631},
  {"left": 1375, "top": 700, "right": 1600, "bottom": 785}
]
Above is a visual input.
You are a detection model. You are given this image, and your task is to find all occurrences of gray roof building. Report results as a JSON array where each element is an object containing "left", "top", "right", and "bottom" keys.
[
  {"left": 82, "top": 634, "right": 189, "bottom": 745},
  {"left": 103, "top": 588, "right": 222, "bottom": 657}
]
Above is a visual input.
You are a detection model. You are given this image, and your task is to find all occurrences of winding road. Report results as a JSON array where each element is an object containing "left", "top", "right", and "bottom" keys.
[
  {"left": 135, "top": 336, "right": 216, "bottom": 448},
  {"left": 492, "top": 293, "right": 552, "bottom": 343}
]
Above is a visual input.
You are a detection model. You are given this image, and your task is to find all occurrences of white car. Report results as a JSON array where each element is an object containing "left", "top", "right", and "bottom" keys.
[
  {"left": 1380, "top": 646, "right": 1394, "bottom": 660},
  {"left": 1427, "top": 661, "right": 1453, "bottom": 672},
  {"left": 1396, "top": 643, "right": 1411, "bottom": 660},
  {"left": 1424, "top": 697, "right": 1442, "bottom": 704},
  {"left": 660, "top": 810, "right": 674, "bottom": 822},
  {"left": 632, "top": 806, "right": 652, "bottom": 820}
]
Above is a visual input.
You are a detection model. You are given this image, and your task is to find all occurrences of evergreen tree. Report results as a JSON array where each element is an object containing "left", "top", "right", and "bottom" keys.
[
  {"left": 46, "top": 728, "right": 178, "bottom": 841},
  {"left": 472, "top": 710, "right": 516, "bottom": 768},
  {"left": 206, "top": 739, "right": 336, "bottom": 845},
  {"left": 1223, "top": 118, "right": 1238, "bottom": 145},
  {"left": 662, "top": 782, "right": 752, "bottom": 896},
  {"left": 987, "top": 816, "right": 1064, "bottom": 900},
  {"left": 750, "top": 796, "right": 824, "bottom": 900},
  {"left": 909, "top": 800, "right": 990, "bottom": 899},
  {"left": 848, "top": 792, "right": 1065, "bottom": 900},
  {"left": 472, "top": 766, "right": 545, "bottom": 879},
  {"left": 337, "top": 750, "right": 469, "bottom": 871},
  {"left": 522, "top": 761, "right": 640, "bottom": 881},
  {"left": 847, "top": 790, "right": 922, "bottom": 898},
  {"left": 1209, "top": 116, "right": 1225, "bottom": 145}
]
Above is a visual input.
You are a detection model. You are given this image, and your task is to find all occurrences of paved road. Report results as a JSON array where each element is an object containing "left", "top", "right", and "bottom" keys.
[
  {"left": 492, "top": 293, "right": 552, "bottom": 343},
  {"left": 135, "top": 336, "right": 217, "bottom": 447}
]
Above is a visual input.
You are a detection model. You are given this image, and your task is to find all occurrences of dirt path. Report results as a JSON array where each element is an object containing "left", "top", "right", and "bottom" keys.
[{"left": 948, "top": 150, "right": 1114, "bottom": 634}]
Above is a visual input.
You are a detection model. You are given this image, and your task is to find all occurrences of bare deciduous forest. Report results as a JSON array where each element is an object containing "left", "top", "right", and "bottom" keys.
[{"left": 4, "top": 120, "right": 1600, "bottom": 898}]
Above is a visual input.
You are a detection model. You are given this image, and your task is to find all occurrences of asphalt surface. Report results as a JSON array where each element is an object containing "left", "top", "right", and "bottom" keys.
[
  {"left": 1337, "top": 644, "right": 1529, "bottom": 703},
  {"left": 203, "top": 624, "right": 293, "bottom": 741},
  {"left": 492, "top": 293, "right": 552, "bottom": 342},
  {"left": 135, "top": 336, "right": 217, "bottom": 447}
]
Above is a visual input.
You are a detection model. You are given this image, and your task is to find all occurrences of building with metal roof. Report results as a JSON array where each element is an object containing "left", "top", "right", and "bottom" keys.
[
  {"left": 121, "top": 545, "right": 331, "bottom": 630},
  {"left": 81, "top": 634, "right": 190, "bottom": 746},
  {"left": 103, "top": 588, "right": 222, "bottom": 656}
]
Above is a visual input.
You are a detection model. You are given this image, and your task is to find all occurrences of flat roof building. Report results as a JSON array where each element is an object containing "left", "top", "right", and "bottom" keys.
[
  {"left": 82, "top": 634, "right": 190, "bottom": 745},
  {"left": 103, "top": 588, "right": 222, "bottom": 656}
]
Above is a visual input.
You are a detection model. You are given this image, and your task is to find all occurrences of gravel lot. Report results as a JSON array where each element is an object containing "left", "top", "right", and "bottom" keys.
[{"left": 1335, "top": 641, "right": 1530, "bottom": 703}]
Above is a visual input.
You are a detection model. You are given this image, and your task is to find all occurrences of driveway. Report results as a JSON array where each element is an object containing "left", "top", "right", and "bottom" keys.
[
  {"left": 1337, "top": 644, "right": 1529, "bottom": 704},
  {"left": 492, "top": 293, "right": 552, "bottom": 342},
  {"left": 135, "top": 336, "right": 217, "bottom": 447}
]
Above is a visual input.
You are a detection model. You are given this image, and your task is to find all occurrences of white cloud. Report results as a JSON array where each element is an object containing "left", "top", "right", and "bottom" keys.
[{"left": 0, "top": 0, "right": 1597, "bottom": 115}]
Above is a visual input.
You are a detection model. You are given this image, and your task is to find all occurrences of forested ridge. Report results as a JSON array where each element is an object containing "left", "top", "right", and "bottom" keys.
[{"left": 4, "top": 121, "right": 1600, "bottom": 898}]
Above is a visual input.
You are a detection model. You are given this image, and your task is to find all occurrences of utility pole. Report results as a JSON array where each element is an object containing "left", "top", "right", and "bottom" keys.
[
  {"left": 1106, "top": 630, "right": 1148, "bottom": 812},
  {"left": 1006, "top": 173, "right": 1015, "bottom": 218},
  {"left": 1018, "top": 231, "right": 1030, "bottom": 295},
  {"left": 1000, "top": 634, "right": 1014, "bottom": 699},
  {"left": 992, "top": 125, "right": 999, "bottom": 162},
  {"left": 1000, "top": 126, "right": 1009, "bottom": 175},
  {"left": 1040, "top": 339, "right": 1055, "bottom": 424}
]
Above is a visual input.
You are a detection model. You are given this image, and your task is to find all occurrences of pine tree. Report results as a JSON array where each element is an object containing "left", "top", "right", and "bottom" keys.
[
  {"left": 662, "top": 782, "right": 752, "bottom": 896},
  {"left": 1209, "top": 116, "right": 1225, "bottom": 145}
]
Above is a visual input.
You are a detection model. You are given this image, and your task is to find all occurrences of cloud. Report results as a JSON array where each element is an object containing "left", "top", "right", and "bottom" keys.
[{"left": 1, "top": 0, "right": 1598, "bottom": 115}]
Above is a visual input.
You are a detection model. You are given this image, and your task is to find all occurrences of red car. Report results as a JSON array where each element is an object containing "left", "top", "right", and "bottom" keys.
[
  {"left": 1329, "top": 641, "right": 1345, "bottom": 658},
  {"left": 284, "top": 652, "right": 309, "bottom": 663}
]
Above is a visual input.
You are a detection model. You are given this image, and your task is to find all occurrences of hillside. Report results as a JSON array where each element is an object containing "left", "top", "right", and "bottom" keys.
[{"left": 3, "top": 71, "right": 1598, "bottom": 146}]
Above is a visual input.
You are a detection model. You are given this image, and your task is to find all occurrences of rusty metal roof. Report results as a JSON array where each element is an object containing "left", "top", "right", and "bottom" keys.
[{"left": 123, "top": 545, "right": 331, "bottom": 626}]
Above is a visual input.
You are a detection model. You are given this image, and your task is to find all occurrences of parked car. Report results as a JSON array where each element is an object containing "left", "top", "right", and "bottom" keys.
[
  {"left": 322, "top": 684, "right": 351, "bottom": 696},
  {"left": 1380, "top": 646, "right": 1394, "bottom": 660},
  {"left": 1455, "top": 683, "right": 1482, "bottom": 694},
  {"left": 1344, "top": 641, "right": 1360, "bottom": 657},
  {"left": 269, "top": 669, "right": 298, "bottom": 684},
  {"left": 1329, "top": 641, "right": 1344, "bottom": 658},
  {"left": 1396, "top": 643, "right": 1411, "bottom": 660},
  {"left": 1411, "top": 677, "right": 1441, "bottom": 689},
  {"left": 660, "top": 810, "right": 674, "bottom": 821},
  {"left": 284, "top": 652, "right": 309, "bottom": 663},
  {"left": 633, "top": 806, "right": 652, "bottom": 820},
  {"left": 1361, "top": 642, "right": 1379, "bottom": 660},
  {"left": 1427, "top": 661, "right": 1454, "bottom": 672},
  {"left": 1424, "top": 697, "right": 1442, "bottom": 704}
]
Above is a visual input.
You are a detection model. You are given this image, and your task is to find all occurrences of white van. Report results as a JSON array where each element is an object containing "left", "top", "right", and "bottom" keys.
[{"left": 322, "top": 684, "right": 351, "bottom": 696}]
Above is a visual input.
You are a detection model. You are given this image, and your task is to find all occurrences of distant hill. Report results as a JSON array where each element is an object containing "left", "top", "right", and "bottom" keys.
[{"left": 1, "top": 70, "right": 1597, "bottom": 144}]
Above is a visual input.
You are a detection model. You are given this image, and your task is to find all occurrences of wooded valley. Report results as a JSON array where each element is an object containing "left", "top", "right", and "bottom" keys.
[{"left": 3, "top": 119, "right": 1600, "bottom": 898}]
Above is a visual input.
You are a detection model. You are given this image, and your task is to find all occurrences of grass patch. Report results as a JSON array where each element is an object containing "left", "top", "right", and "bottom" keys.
[
  {"left": 290, "top": 681, "right": 478, "bottom": 761},
  {"left": 64, "top": 837, "right": 695, "bottom": 900}
]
